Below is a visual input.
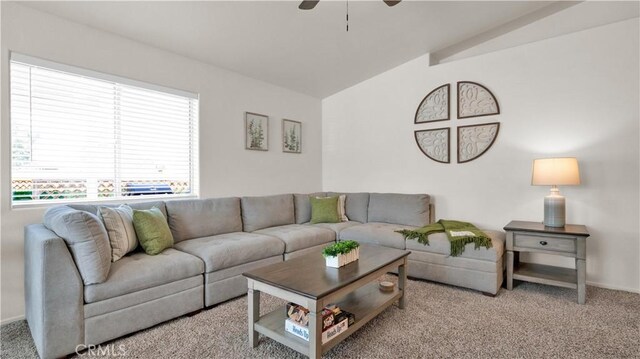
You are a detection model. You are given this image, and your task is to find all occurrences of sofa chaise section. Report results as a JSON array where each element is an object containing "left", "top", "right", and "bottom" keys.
[
  {"left": 166, "top": 197, "right": 284, "bottom": 306},
  {"left": 406, "top": 230, "right": 506, "bottom": 295},
  {"left": 242, "top": 194, "right": 335, "bottom": 259}
]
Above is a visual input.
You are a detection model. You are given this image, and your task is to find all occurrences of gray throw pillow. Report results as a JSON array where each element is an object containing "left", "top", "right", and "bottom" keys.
[
  {"left": 43, "top": 206, "right": 111, "bottom": 285},
  {"left": 99, "top": 205, "right": 138, "bottom": 262}
]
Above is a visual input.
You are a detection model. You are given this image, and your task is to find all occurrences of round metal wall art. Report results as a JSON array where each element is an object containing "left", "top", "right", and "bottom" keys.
[
  {"left": 413, "top": 81, "right": 500, "bottom": 164},
  {"left": 414, "top": 128, "right": 450, "bottom": 163},
  {"left": 415, "top": 84, "right": 450, "bottom": 123}
]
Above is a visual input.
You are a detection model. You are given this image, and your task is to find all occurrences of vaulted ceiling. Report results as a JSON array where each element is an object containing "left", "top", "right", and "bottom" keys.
[{"left": 21, "top": 1, "right": 640, "bottom": 98}]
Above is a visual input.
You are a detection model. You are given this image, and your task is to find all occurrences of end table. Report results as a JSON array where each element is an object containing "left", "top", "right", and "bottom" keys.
[{"left": 504, "top": 220, "right": 590, "bottom": 304}]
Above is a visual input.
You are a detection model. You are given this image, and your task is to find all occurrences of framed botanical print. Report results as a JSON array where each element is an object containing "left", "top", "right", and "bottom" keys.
[
  {"left": 245, "top": 112, "right": 268, "bottom": 151},
  {"left": 282, "top": 119, "right": 301, "bottom": 153}
]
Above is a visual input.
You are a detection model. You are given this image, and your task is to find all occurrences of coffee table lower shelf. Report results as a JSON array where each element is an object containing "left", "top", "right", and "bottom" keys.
[{"left": 254, "top": 282, "right": 401, "bottom": 356}]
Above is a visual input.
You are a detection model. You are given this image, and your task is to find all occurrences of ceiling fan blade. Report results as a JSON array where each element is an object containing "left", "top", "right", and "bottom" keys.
[
  {"left": 383, "top": 0, "right": 401, "bottom": 6},
  {"left": 299, "top": 0, "right": 320, "bottom": 10}
]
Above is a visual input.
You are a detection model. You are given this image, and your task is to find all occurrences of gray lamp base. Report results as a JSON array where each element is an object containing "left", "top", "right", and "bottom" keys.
[{"left": 544, "top": 187, "right": 566, "bottom": 227}]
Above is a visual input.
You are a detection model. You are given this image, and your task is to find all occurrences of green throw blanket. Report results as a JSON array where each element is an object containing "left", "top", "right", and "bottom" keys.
[{"left": 396, "top": 219, "right": 492, "bottom": 257}]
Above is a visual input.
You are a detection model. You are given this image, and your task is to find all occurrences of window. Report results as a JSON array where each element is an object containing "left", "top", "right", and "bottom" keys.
[{"left": 10, "top": 53, "right": 199, "bottom": 206}]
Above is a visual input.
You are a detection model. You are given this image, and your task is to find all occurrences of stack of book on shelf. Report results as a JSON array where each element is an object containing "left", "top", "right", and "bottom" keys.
[{"left": 284, "top": 302, "right": 355, "bottom": 344}]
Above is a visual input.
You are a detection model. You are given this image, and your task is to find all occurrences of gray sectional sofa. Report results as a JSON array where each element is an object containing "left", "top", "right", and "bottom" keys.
[{"left": 24, "top": 192, "right": 505, "bottom": 359}]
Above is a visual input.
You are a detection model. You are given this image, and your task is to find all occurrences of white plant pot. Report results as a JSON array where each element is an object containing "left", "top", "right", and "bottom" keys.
[{"left": 325, "top": 247, "right": 360, "bottom": 268}]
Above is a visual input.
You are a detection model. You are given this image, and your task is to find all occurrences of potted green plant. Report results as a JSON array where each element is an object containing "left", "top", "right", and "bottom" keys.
[{"left": 322, "top": 240, "right": 360, "bottom": 268}]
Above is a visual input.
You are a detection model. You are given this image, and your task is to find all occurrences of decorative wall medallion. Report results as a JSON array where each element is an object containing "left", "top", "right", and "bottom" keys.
[
  {"left": 415, "top": 84, "right": 449, "bottom": 123},
  {"left": 457, "top": 123, "right": 500, "bottom": 163},
  {"left": 414, "top": 128, "right": 450, "bottom": 163},
  {"left": 457, "top": 81, "right": 500, "bottom": 119}
]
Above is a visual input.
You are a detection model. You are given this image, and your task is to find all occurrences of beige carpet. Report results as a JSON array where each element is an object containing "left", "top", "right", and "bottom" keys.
[{"left": 2, "top": 277, "right": 639, "bottom": 358}]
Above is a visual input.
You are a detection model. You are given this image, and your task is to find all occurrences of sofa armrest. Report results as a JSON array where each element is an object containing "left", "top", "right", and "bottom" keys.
[{"left": 25, "top": 224, "right": 84, "bottom": 359}]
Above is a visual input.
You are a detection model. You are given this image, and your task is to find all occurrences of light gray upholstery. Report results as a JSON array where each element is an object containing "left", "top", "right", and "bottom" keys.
[
  {"left": 367, "top": 193, "right": 430, "bottom": 227},
  {"left": 24, "top": 224, "right": 84, "bottom": 359},
  {"left": 84, "top": 276, "right": 202, "bottom": 318},
  {"left": 43, "top": 206, "right": 111, "bottom": 285},
  {"left": 254, "top": 224, "right": 335, "bottom": 253},
  {"left": 294, "top": 192, "right": 325, "bottom": 224},
  {"left": 407, "top": 258, "right": 503, "bottom": 295},
  {"left": 326, "top": 192, "right": 370, "bottom": 223},
  {"left": 166, "top": 198, "right": 242, "bottom": 242},
  {"left": 85, "top": 285, "right": 203, "bottom": 345},
  {"left": 284, "top": 242, "right": 331, "bottom": 260},
  {"left": 173, "top": 232, "right": 285, "bottom": 272},
  {"left": 308, "top": 221, "right": 362, "bottom": 235},
  {"left": 84, "top": 249, "right": 203, "bottom": 303},
  {"left": 405, "top": 230, "right": 505, "bottom": 262},
  {"left": 241, "top": 194, "right": 295, "bottom": 232},
  {"left": 204, "top": 256, "right": 282, "bottom": 306},
  {"left": 339, "top": 222, "right": 414, "bottom": 249}
]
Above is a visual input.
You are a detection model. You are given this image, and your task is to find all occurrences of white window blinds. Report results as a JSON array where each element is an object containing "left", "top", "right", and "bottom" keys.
[{"left": 10, "top": 53, "right": 199, "bottom": 206}]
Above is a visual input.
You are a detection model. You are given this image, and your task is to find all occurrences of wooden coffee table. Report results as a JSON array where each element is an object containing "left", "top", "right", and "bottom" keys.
[{"left": 243, "top": 244, "right": 410, "bottom": 358}]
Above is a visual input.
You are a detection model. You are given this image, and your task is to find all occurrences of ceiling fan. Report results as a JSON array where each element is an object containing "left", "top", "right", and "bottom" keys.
[{"left": 298, "top": 0, "right": 401, "bottom": 10}]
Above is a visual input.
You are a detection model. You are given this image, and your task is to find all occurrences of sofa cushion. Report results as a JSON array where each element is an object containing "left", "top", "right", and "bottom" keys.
[
  {"left": 294, "top": 192, "right": 325, "bottom": 224},
  {"left": 325, "top": 192, "right": 370, "bottom": 223},
  {"left": 367, "top": 193, "right": 430, "bottom": 227},
  {"left": 99, "top": 205, "right": 138, "bottom": 262},
  {"left": 173, "top": 232, "right": 285, "bottom": 273},
  {"left": 84, "top": 248, "right": 203, "bottom": 303},
  {"left": 133, "top": 208, "right": 174, "bottom": 255},
  {"left": 254, "top": 224, "right": 335, "bottom": 253},
  {"left": 165, "top": 198, "right": 242, "bottom": 242},
  {"left": 405, "top": 230, "right": 505, "bottom": 262},
  {"left": 308, "top": 221, "right": 362, "bottom": 235},
  {"left": 339, "top": 222, "right": 414, "bottom": 250},
  {"left": 310, "top": 196, "right": 340, "bottom": 224},
  {"left": 175, "top": 232, "right": 284, "bottom": 273},
  {"left": 241, "top": 194, "right": 295, "bottom": 232},
  {"left": 43, "top": 206, "right": 111, "bottom": 285}
]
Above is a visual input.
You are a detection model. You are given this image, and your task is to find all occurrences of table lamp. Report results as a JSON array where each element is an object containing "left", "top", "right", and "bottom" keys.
[{"left": 531, "top": 157, "right": 581, "bottom": 227}]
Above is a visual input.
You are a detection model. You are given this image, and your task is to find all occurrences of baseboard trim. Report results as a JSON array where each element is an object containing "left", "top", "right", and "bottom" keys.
[
  {"left": 1, "top": 314, "right": 25, "bottom": 326},
  {"left": 586, "top": 280, "right": 640, "bottom": 294}
]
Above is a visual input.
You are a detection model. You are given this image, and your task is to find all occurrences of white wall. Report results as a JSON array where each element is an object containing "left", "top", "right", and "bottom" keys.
[
  {"left": 323, "top": 19, "right": 639, "bottom": 292},
  {"left": 0, "top": 3, "right": 322, "bottom": 322}
]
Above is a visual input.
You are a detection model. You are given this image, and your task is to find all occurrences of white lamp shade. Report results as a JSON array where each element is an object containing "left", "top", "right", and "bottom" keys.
[{"left": 531, "top": 157, "right": 581, "bottom": 186}]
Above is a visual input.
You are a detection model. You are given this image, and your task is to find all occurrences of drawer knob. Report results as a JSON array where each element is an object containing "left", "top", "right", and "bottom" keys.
[{"left": 540, "top": 241, "right": 548, "bottom": 246}]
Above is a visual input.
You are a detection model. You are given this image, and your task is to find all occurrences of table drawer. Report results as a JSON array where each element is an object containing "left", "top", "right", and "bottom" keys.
[{"left": 513, "top": 233, "right": 576, "bottom": 254}]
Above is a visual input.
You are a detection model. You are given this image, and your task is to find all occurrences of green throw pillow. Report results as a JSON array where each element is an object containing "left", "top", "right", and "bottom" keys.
[
  {"left": 310, "top": 196, "right": 340, "bottom": 224},
  {"left": 132, "top": 207, "right": 174, "bottom": 255}
]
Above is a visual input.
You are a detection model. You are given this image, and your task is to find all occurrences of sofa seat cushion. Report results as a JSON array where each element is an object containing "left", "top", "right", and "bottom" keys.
[
  {"left": 84, "top": 248, "right": 203, "bottom": 303},
  {"left": 405, "top": 230, "right": 505, "bottom": 262},
  {"left": 174, "top": 232, "right": 285, "bottom": 273},
  {"left": 339, "top": 222, "right": 414, "bottom": 250},
  {"left": 307, "top": 221, "right": 362, "bottom": 235},
  {"left": 254, "top": 224, "right": 335, "bottom": 253}
]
